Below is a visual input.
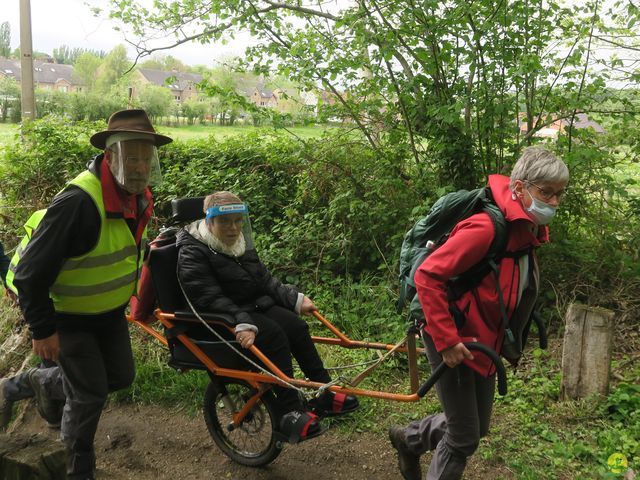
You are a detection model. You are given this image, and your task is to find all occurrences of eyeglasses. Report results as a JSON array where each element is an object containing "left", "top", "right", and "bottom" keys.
[
  {"left": 215, "top": 217, "right": 244, "bottom": 228},
  {"left": 526, "top": 181, "right": 566, "bottom": 202}
]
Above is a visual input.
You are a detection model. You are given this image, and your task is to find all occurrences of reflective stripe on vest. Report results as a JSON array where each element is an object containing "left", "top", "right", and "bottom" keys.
[{"left": 5, "top": 209, "right": 47, "bottom": 295}]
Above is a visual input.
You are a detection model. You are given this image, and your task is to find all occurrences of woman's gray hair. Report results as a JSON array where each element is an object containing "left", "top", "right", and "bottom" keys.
[
  {"left": 509, "top": 147, "right": 569, "bottom": 189},
  {"left": 203, "top": 191, "right": 243, "bottom": 212}
]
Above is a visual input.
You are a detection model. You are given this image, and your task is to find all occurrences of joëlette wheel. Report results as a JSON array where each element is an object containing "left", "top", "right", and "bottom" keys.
[{"left": 203, "top": 378, "right": 283, "bottom": 467}]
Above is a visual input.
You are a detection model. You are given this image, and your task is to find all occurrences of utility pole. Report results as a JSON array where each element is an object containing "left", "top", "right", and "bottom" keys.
[{"left": 19, "top": 0, "right": 36, "bottom": 121}]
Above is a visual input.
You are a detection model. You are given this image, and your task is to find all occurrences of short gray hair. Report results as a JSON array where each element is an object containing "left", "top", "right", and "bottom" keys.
[
  {"left": 509, "top": 147, "right": 569, "bottom": 190},
  {"left": 203, "top": 191, "right": 243, "bottom": 212}
]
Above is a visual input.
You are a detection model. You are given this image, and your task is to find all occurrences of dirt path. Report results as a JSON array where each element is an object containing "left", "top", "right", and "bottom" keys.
[{"left": 12, "top": 401, "right": 514, "bottom": 480}]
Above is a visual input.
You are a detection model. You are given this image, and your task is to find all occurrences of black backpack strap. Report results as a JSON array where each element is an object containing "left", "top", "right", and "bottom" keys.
[{"left": 488, "top": 258, "right": 514, "bottom": 345}]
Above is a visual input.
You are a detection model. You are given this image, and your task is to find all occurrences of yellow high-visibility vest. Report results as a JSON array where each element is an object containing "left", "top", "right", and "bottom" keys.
[
  {"left": 7, "top": 170, "right": 146, "bottom": 314},
  {"left": 5, "top": 209, "right": 47, "bottom": 295}
]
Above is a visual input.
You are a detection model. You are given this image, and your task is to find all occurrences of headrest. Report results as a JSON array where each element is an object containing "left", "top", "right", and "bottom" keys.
[{"left": 170, "top": 197, "right": 205, "bottom": 223}]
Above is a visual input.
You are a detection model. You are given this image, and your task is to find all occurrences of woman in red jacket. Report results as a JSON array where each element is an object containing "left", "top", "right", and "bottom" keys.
[{"left": 389, "top": 147, "right": 569, "bottom": 480}]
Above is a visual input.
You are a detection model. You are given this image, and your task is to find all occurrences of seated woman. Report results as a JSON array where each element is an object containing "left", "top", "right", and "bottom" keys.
[{"left": 176, "top": 190, "right": 359, "bottom": 443}]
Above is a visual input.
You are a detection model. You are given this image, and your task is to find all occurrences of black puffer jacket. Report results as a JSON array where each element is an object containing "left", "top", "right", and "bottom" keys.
[{"left": 176, "top": 227, "right": 300, "bottom": 328}]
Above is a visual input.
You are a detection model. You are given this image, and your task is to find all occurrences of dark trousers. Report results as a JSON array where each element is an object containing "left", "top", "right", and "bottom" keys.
[
  {"left": 3, "top": 362, "right": 64, "bottom": 403},
  {"left": 196, "top": 305, "right": 330, "bottom": 415},
  {"left": 249, "top": 305, "right": 331, "bottom": 413},
  {"left": 404, "top": 335, "right": 495, "bottom": 480},
  {"left": 57, "top": 317, "right": 135, "bottom": 479}
]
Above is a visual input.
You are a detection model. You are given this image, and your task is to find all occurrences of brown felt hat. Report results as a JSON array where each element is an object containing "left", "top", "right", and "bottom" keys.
[{"left": 90, "top": 109, "right": 173, "bottom": 149}]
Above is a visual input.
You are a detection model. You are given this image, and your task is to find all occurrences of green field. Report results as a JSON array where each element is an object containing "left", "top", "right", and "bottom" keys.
[
  {"left": 0, "top": 122, "right": 332, "bottom": 148},
  {"left": 159, "top": 124, "right": 333, "bottom": 141}
]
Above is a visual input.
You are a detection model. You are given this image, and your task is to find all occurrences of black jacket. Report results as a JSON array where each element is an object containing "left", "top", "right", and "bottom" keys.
[{"left": 176, "top": 227, "right": 300, "bottom": 328}]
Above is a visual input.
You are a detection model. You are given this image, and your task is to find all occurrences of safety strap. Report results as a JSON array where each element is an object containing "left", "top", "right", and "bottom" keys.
[{"left": 489, "top": 259, "right": 514, "bottom": 344}]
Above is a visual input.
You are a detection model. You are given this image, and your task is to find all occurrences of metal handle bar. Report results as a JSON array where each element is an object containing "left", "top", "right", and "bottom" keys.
[{"left": 417, "top": 342, "right": 508, "bottom": 397}]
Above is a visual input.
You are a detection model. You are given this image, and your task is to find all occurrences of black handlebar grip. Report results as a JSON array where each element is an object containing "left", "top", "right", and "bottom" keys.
[{"left": 417, "top": 342, "right": 508, "bottom": 397}]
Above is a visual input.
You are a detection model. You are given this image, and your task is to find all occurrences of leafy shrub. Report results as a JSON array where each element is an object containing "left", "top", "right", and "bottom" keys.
[
  {"left": 0, "top": 117, "right": 99, "bottom": 242},
  {"left": 156, "top": 130, "right": 418, "bottom": 284}
]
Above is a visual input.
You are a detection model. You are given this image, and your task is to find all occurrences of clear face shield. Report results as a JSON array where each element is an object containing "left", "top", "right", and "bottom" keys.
[
  {"left": 205, "top": 203, "right": 254, "bottom": 250},
  {"left": 106, "top": 138, "right": 162, "bottom": 194}
]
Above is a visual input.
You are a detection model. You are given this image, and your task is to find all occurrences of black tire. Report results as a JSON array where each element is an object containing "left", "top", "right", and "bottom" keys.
[{"left": 203, "top": 378, "right": 283, "bottom": 467}]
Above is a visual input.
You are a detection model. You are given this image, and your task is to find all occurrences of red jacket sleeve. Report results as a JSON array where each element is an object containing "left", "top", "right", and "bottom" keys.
[{"left": 414, "top": 212, "right": 495, "bottom": 352}]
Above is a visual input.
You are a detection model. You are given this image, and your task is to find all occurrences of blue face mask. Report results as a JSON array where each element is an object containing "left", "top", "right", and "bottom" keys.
[{"left": 525, "top": 190, "right": 557, "bottom": 225}]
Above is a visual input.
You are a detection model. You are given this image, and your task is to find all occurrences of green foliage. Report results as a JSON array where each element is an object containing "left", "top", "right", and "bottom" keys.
[
  {"left": 135, "top": 84, "right": 174, "bottom": 122},
  {"left": 483, "top": 354, "right": 640, "bottom": 479},
  {"left": 52, "top": 45, "right": 106, "bottom": 65},
  {"left": 0, "top": 76, "right": 20, "bottom": 123},
  {"left": 155, "top": 130, "right": 416, "bottom": 282},
  {"left": 0, "top": 22, "right": 10, "bottom": 58},
  {"left": 0, "top": 117, "right": 98, "bottom": 231},
  {"left": 138, "top": 54, "right": 187, "bottom": 72},
  {"left": 95, "top": 45, "right": 132, "bottom": 94},
  {"left": 72, "top": 52, "right": 103, "bottom": 90},
  {"left": 67, "top": 91, "right": 128, "bottom": 122},
  {"left": 35, "top": 89, "right": 70, "bottom": 118},
  {"left": 179, "top": 98, "right": 207, "bottom": 125}
]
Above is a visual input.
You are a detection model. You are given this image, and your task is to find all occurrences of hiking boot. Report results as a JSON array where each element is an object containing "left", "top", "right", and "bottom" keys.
[
  {"left": 388, "top": 425, "right": 422, "bottom": 480},
  {"left": 278, "top": 410, "right": 324, "bottom": 444},
  {"left": 308, "top": 390, "right": 359, "bottom": 417},
  {"left": 0, "top": 378, "right": 13, "bottom": 431},
  {"left": 27, "top": 368, "right": 63, "bottom": 429}
]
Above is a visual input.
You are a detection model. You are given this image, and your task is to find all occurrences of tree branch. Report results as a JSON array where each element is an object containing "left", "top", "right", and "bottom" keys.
[
  {"left": 568, "top": 0, "right": 599, "bottom": 153},
  {"left": 593, "top": 35, "right": 640, "bottom": 52},
  {"left": 262, "top": 0, "right": 338, "bottom": 20}
]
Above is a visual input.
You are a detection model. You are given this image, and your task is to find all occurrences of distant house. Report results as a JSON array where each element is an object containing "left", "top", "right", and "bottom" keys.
[
  {"left": 247, "top": 85, "right": 340, "bottom": 116},
  {"left": 0, "top": 58, "right": 83, "bottom": 92},
  {"left": 134, "top": 68, "right": 203, "bottom": 103},
  {"left": 518, "top": 112, "right": 605, "bottom": 139},
  {"left": 249, "top": 86, "right": 278, "bottom": 108}
]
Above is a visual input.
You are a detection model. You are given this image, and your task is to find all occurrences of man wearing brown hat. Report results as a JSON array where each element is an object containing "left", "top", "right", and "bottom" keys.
[{"left": 4, "top": 109, "right": 172, "bottom": 479}]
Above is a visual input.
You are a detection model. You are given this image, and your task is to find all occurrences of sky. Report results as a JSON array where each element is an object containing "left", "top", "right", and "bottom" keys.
[{"left": 1, "top": 0, "right": 254, "bottom": 66}]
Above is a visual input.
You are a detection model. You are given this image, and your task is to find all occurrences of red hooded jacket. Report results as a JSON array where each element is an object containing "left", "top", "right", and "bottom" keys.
[{"left": 415, "top": 174, "right": 548, "bottom": 376}]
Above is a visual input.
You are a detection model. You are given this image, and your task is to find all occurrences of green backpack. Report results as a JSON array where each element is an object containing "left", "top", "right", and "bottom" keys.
[{"left": 397, "top": 187, "right": 508, "bottom": 324}]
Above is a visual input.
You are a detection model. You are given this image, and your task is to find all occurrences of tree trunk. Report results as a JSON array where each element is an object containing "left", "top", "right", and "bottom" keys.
[{"left": 561, "top": 303, "right": 614, "bottom": 400}]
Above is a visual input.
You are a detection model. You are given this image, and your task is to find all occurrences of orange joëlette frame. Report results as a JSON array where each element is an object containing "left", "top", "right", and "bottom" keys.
[{"left": 128, "top": 309, "right": 426, "bottom": 426}]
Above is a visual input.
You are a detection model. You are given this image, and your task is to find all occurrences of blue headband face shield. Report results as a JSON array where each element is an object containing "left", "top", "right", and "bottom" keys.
[{"left": 205, "top": 203, "right": 254, "bottom": 249}]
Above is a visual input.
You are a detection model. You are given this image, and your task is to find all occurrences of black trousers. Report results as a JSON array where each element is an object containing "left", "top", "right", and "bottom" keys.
[
  {"left": 57, "top": 316, "right": 135, "bottom": 479},
  {"left": 187, "top": 305, "right": 330, "bottom": 415}
]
